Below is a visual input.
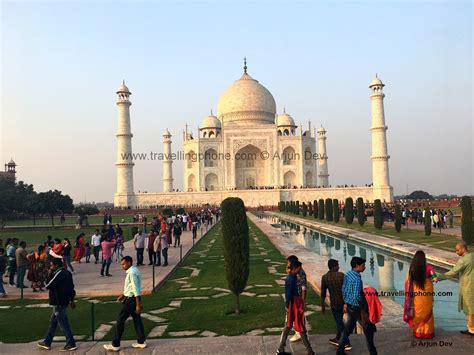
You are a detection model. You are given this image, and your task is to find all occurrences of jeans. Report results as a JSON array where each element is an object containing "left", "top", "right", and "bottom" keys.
[
  {"left": 155, "top": 250, "right": 161, "bottom": 265},
  {"left": 136, "top": 248, "right": 144, "bottom": 265},
  {"left": 101, "top": 258, "right": 112, "bottom": 276},
  {"left": 278, "top": 311, "right": 313, "bottom": 354},
  {"left": 162, "top": 248, "right": 168, "bottom": 265},
  {"left": 63, "top": 255, "right": 74, "bottom": 272},
  {"left": 8, "top": 259, "right": 16, "bottom": 285},
  {"left": 174, "top": 234, "right": 181, "bottom": 247},
  {"left": 331, "top": 308, "right": 345, "bottom": 341},
  {"left": 17, "top": 265, "right": 26, "bottom": 288},
  {"left": 337, "top": 305, "right": 377, "bottom": 355},
  {"left": 44, "top": 305, "right": 76, "bottom": 346},
  {"left": 148, "top": 250, "right": 156, "bottom": 265},
  {"left": 112, "top": 297, "right": 145, "bottom": 347},
  {"left": 0, "top": 274, "right": 5, "bottom": 294},
  {"left": 93, "top": 246, "right": 101, "bottom": 262}
]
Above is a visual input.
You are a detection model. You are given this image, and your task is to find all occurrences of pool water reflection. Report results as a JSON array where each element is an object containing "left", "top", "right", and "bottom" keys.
[{"left": 263, "top": 214, "right": 465, "bottom": 331}]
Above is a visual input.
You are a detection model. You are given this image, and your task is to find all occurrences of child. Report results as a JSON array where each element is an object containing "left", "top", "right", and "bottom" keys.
[
  {"left": 84, "top": 243, "right": 91, "bottom": 263},
  {"left": 115, "top": 234, "right": 124, "bottom": 262},
  {"left": 0, "top": 248, "right": 7, "bottom": 297},
  {"left": 277, "top": 260, "right": 314, "bottom": 355}
]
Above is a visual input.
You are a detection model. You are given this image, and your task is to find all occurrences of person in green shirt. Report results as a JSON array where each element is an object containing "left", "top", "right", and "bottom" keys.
[{"left": 438, "top": 241, "right": 474, "bottom": 336}]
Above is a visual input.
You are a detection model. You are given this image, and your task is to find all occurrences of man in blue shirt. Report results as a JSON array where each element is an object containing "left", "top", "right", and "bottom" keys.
[{"left": 337, "top": 257, "right": 377, "bottom": 355}]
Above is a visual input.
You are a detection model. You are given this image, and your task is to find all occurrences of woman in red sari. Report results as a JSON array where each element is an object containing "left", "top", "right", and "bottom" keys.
[
  {"left": 403, "top": 250, "right": 437, "bottom": 339},
  {"left": 73, "top": 233, "right": 85, "bottom": 262}
]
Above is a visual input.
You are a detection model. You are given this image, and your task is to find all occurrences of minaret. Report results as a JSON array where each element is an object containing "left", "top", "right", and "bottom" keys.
[
  {"left": 369, "top": 75, "right": 390, "bottom": 191},
  {"left": 115, "top": 81, "right": 134, "bottom": 206},
  {"left": 317, "top": 126, "right": 329, "bottom": 187},
  {"left": 162, "top": 128, "right": 173, "bottom": 192}
]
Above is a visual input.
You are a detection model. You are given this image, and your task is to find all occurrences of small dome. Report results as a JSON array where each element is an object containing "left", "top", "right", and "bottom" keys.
[
  {"left": 217, "top": 72, "right": 276, "bottom": 124},
  {"left": 200, "top": 114, "right": 221, "bottom": 129},
  {"left": 317, "top": 126, "right": 326, "bottom": 133},
  {"left": 117, "top": 81, "right": 130, "bottom": 93},
  {"left": 276, "top": 112, "right": 295, "bottom": 127},
  {"left": 7, "top": 159, "right": 16, "bottom": 165},
  {"left": 163, "top": 128, "right": 171, "bottom": 136},
  {"left": 369, "top": 76, "right": 384, "bottom": 88}
]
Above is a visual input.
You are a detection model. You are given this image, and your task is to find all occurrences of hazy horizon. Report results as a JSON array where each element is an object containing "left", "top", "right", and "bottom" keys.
[{"left": 1, "top": 1, "right": 472, "bottom": 203}]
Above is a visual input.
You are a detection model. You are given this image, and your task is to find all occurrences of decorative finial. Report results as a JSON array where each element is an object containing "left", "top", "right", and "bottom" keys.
[
  {"left": 375, "top": 73, "right": 378, "bottom": 78},
  {"left": 122, "top": 79, "right": 125, "bottom": 85},
  {"left": 283, "top": 107, "right": 286, "bottom": 114},
  {"left": 210, "top": 109, "right": 213, "bottom": 115},
  {"left": 243, "top": 57, "right": 247, "bottom": 74}
]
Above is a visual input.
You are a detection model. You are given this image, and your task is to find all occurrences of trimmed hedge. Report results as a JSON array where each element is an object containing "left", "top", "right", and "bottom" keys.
[
  {"left": 424, "top": 208, "right": 432, "bottom": 236},
  {"left": 345, "top": 197, "right": 354, "bottom": 224},
  {"left": 318, "top": 199, "right": 325, "bottom": 220},
  {"left": 356, "top": 198, "right": 365, "bottom": 226},
  {"left": 302, "top": 202, "right": 308, "bottom": 217},
  {"left": 325, "top": 198, "right": 333, "bottom": 222},
  {"left": 461, "top": 196, "right": 473, "bottom": 244},
  {"left": 221, "top": 197, "right": 249, "bottom": 314},
  {"left": 373, "top": 199, "right": 383, "bottom": 229},
  {"left": 313, "top": 200, "right": 318, "bottom": 218},
  {"left": 394, "top": 205, "right": 402, "bottom": 232},
  {"left": 333, "top": 199, "right": 340, "bottom": 223}
]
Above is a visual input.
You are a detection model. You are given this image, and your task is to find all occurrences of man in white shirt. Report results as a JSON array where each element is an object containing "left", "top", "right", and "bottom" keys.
[
  {"left": 133, "top": 230, "right": 147, "bottom": 266},
  {"left": 91, "top": 230, "right": 102, "bottom": 264}
]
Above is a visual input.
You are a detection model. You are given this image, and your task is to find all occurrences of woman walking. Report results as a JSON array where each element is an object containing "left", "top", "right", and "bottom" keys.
[
  {"left": 73, "top": 233, "right": 85, "bottom": 263},
  {"left": 62, "top": 239, "right": 75, "bottom": 273},
  {"left": 403, "top": 250, "right": 437, "bottom": 339},
  {"left": 27, "top": 245, "right": 48, "bottom": 291}
]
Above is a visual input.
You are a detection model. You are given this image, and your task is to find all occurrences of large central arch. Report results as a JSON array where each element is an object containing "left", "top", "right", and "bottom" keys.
[{"left": 234, "top": 144, "right": 267, "bottom": 189}]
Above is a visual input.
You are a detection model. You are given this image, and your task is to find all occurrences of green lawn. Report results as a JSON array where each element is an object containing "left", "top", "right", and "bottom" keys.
[
  {"left": 0, "top": 220, "right": 335, "bottom": 343},
  {"left": 3, "top": 214, "right": 145, "bottom": 227},
  {"left": 0, "top": 226, "right": 138, "bottom": 250},
  {"left": 278, "top": 212, "right": 464, "bottom": 252}
]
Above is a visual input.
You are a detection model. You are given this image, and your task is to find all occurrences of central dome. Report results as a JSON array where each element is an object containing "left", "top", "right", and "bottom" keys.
[{"left": 217, "top": 72, "right": 276, "bottom": 125}]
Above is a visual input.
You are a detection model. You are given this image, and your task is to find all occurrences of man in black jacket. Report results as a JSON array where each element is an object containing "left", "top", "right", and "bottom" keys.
[{"left": 37, "top": 258, "right": 77, "bottom": 351}]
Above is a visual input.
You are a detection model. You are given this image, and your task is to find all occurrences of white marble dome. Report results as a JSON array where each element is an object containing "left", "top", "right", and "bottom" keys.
[
  {"left": 217, "top": 72, "right": 276, "bottom": 124},
  {"left": 369, "top": 77, "right": 384, "bottom": 87},
  {"left": 276, "top": 112, "right": 296, "bottom": 127},
  {"left": 201, "top": 114, "right": 221, "bottom": 129},
  {"left": 117, "top": 81, "right": 130, "bottom": 93}
]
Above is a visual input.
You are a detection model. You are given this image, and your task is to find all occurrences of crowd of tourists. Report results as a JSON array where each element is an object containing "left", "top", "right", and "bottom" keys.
[{"left": 277, "top": 241, "right": 473, "bottom": 355}]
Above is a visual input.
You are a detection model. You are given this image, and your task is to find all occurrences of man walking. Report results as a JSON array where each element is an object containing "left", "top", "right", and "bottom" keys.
[
  {"left": 173, "top": 222, "right": 182, "bottom": 247},
  {"left": 15, "top": 241, "right": 28, "bottom": 289},
  {"left": 37, "top": 258, "right": 77, "bottom": 351},
  {"left": 321, "top": 259, "right": 351, "bottom": 350},
  {"left": 337, "top": 257, "right": 377, "bottom": 355},
  {"left": 104, "top": 256, "right": 146, "bottom": 351},
  {"left": 101, "top": 235, "right": 116, "bottom": 277},
  {"left": 439, "top": 241, "right": 474, "bottom": 336},
  {"left": 91, "top": 230, "right": 102, "bottom": 264},
  {"left": 160, "top": 232, "right": 169, "bottom": 266},
  {"left": 146, "top": 231, "right": 157, "bottom": 265},
  {"left": 6, "top": 238, "right": 18, "bottom": 287},
  {"left": 133, "top": 229, "right": 146, "bottom": 266}
]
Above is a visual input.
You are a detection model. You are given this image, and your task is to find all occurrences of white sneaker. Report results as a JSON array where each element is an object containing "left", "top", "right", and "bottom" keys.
[
  {"left": 132, "top": 342, "right": 147, "bottom": 349},
  {"left": 103, "top": 344, "right": 120, "bottom": 352},
  {"left": 290, "top": 332, "right": 301, "bottom": 342}
]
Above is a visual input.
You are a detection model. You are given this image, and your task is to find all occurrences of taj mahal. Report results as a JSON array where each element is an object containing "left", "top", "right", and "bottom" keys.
[{"left": 114, "top": 61, "right": 393, "bottom": 208}]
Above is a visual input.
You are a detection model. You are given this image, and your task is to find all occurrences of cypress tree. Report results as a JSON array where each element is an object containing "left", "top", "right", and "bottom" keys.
[
  {"left": 356, "top": 197, "right": 365, "bottom": 226},
  {"left": 325, "top": 198, "right": 333, "bottom": 221},
  {"left": 345, "top": 197, "right": 354, "bottom": 224},
  {"left": 374, "top": 199, "right": 383, "bottom": 229},
  {"left": 461, "top": 196, "right": 473, "bottom": 244},
  {"left": 424, "top": 207, "right": 431, "bottom": 236},
  {"left": 296, "top": 200, "right": 300, "bottom": 215},
  {"left": 313, "top": 200, "right": 318, "bottom": 218},
  {"left": 308, "top": 202, "right": 313, "bottom": 217},
  {"left": 291, "top": 201, "right": 296, "bottom": 214},
  {"left": 285, "top": 201, "right": 290, "bottom": 213},
  {"left": 220, "top": 197, "right": 249, "bottom": 314},
  {"left": 302, "top": 202, "right": 307, "bottom": 217},
  {"left": 394, "top": 205, "right": 402, "bottom": 232},
  {"left": 333, "top": 198, "right": 340, "bottom": 223},
  {"left": 318, "top": 199, "right": 325, "bottom": 220}
]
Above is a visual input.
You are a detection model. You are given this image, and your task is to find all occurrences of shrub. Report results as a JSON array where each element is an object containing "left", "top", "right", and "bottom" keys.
[
  {"left": 394, "top": 205, "right": 402, "bottom": 232},
  {"left": 308, "top": 202, "right": 313, "bottom": 216},
  {"left": 461, "top": 196, "right": 473, "bottom": 244},
  {"left": 313, "top": 200, "right": 318, "bottom": 218},
  {"left": 356, "top": 198, "right": 365, "bottom": 226},
  {"left": 296, "top": 201, "right": 300, "bottom": 215},
  {"left": 318, "top": 199, "right": 325, "bottom": 220},
  {"left": 285, "top": 201, "right": 290, "bottom": 213},
  {"left": 325, "top": 198, "right": 333, "bottom": 221},
  {"left": 373, "top": 199, "right": 383, "bottom": 229},
  {"left": 176, "top": 207, "right": 186, "bottom": 215},
  {"left": 221, "top": 197, "right": 249, "bottom": 314},
  {"left": 162, "top": 207, "right": 173, "bottom": 218},
  {"left": 345, "top": 197, "right": 354, "bottom": 224},
  {"left": 333, "top": 199, "right": 340, "bottom": 223},
  {"left": 302, "top": 202, "right": 307, "bottom": 217}
]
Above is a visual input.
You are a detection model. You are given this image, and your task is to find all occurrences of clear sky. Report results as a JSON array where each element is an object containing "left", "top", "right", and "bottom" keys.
[{"left": 1, "top": 0, "right": 472, "bottom": 203}]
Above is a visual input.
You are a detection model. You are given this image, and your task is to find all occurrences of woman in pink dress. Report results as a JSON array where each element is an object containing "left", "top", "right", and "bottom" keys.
[{"left": 73, "top": 233, "right": 85, "bottom": 262}]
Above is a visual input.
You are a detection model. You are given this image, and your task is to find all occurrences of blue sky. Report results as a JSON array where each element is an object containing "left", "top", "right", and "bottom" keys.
[{"left": 1, "top": 0, "right": 472, "bottom": 202}]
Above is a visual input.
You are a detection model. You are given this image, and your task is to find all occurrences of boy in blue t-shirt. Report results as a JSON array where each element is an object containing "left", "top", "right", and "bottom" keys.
[{"left": 277, "top": 260, "right": 315, "bottom": 355}]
